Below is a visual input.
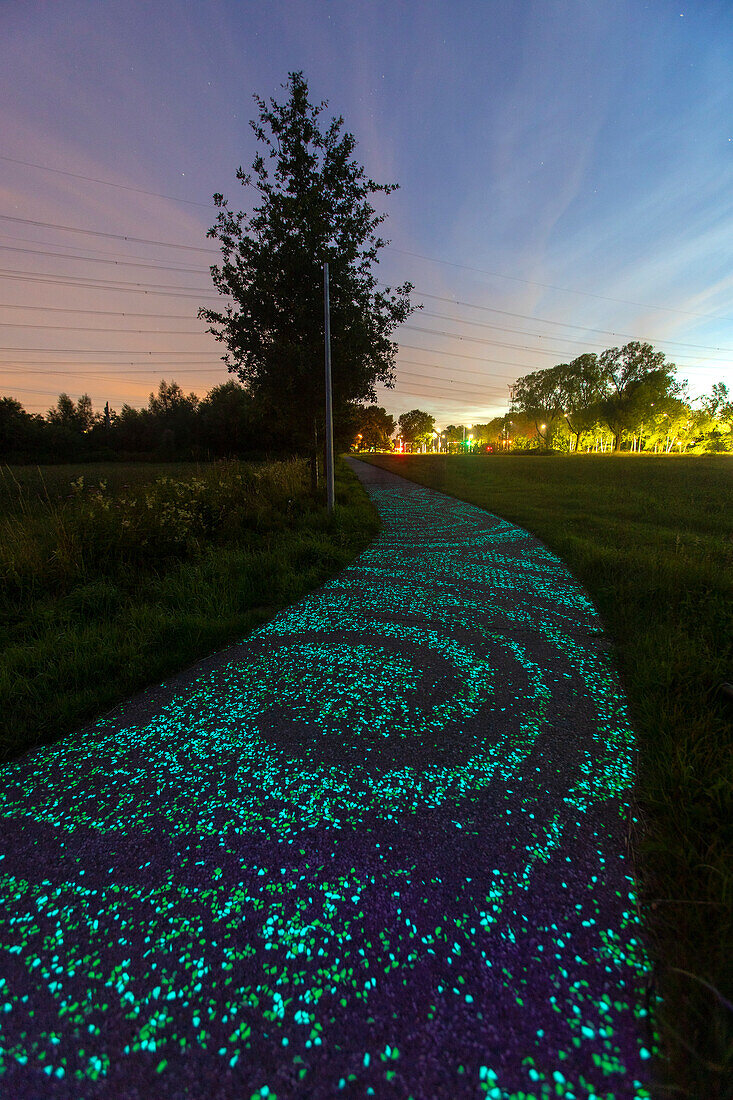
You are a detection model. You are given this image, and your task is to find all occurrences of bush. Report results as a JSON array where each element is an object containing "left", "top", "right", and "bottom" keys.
[{"left": 0, "top": 460, "right": 310, "bottom": 594}]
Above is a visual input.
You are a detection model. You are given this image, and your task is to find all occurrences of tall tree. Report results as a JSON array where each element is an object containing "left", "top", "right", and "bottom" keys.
[
  {"left": 398, "top": 409, "right": 435, "bottom": 450},
  {"left": 198, "top": 380, "right": 258, "bottom": 457},
  {"left": 443, "top": 425, "right": 465, "bottom": 445},
  {"left": 354, "top": 405, "right": 396, "bottom": 450},
  {"left": 703, "top": 381, "right": 732, "bottom": 421},
  {"left": 598, "top": 341, "right": 681, "bottom": 451},
  {"left": 147, "top": 380, "right": 200, "bottom": 457},
  {"left": 558, "top": 353, "right": 604, "bottom": 451},
  {"left": 510, "top": 364, "right": 566, "bottom": 448},
  {"left": 47, "top": 393, "right": 90, "bottom": 431},
  {"left": 200, "top": 71, "right": 415, "bottom": 479}
]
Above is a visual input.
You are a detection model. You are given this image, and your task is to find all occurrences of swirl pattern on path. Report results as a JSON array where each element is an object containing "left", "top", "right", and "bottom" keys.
[{"left": 0, "top": 459, "right": 655, "bottom": 1098}]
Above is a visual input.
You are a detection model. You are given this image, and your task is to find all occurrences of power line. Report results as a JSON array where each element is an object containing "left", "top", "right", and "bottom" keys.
[
  {"left": 415, "top": 305, "right": 733, "bottom": 358},
  {"left": 0, "top": 365, "right": 229, "bottom": 377},
  {"left": 0, "top": 322, "right": 210, "bottom": 335},
  {"left": 0, "top": 358, "right": 510, "bottom": 385},
  {"left": 0, "top": 273, "right": 725, "bottom": 364},
  {"left": 0, "top": 155, "right": 214, "bottom": 208},
  {"left": 1, "top": 250, "right": 728, "bottom": 358},
  {"left": 397, "top": 357, "right": 517, "bottom": 380},
  {"left": 0, "top": 243, "right": 211, "bottom": 275},
  {"left": 0, "top": 267, "right": 214, "bottom": 293},
  {"left": 0, "top": 323, "right": 210, "bottom": 335},
  {"left": 0, "top": 271, "right": 221, "bottom": 299},
  {"left": 396, "top": 372, "right": 508, "bottom": 395},
  {"left": 376, "top": 386, "right": 502, "bottom": 407},
  {"left": 0, "top": 214, "right": 218, "bottom": 253},
  {"left": 1, "top": 212, "right": 730, "bottom": 327},
  {"left": 0, "top": 233, "right": 223, "bottom": 274},
  {"left": 0, "top": 303, "right": 202, "bottom": 320},
  {"left": 412, "top": 311, "right": 733, "bottom": 364},
  {"left": 2, "top": 384, "right": 141, "bottom": 398},
  {"left": 0, "top": 359, "right": 226, "bottom": 367},
  {"left": 402, "top": 323, "right": 596, "bottom": 357},
  {"left": 0, "top": 347, "right": 223, "bottom": 354},
  {"left": 400, "top": 324, "right": 727, "bottom": 368},
  {"left": 1, "top": 206, "right": 730, "bottom": 327},
  {"left": 386, "top": 246, "right": 733, "bottom": 323},
  {"left": 401, "top": 287, "right": 733, "bottom": 355}
]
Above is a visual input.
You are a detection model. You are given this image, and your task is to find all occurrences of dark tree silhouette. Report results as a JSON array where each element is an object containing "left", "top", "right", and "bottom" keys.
[{"left": 199, "top": 71, "right": 416, "bottom": 482}]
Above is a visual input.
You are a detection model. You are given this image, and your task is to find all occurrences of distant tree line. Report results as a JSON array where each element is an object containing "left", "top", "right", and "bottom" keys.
[
  {"left": 351, "top": 342, "right": 733, "bottom": 455},
  {"left": 3, "top": 343, "right": 729, "bottom": 464},
  {"left": 507, "top": 343, "right": 732, "bottom": 453},
  {"left": 0, "top": 380, "right": 363, "bottom": 465}
]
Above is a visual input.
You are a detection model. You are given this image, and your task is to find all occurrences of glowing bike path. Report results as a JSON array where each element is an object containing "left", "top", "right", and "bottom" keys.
[{"left": 0, "top": 459, "right": 654, "bottom": 1098}]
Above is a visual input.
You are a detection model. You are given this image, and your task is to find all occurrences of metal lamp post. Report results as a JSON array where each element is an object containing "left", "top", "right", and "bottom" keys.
[{"left": 323, "top": 262, "right": 335, "bottom": 513}]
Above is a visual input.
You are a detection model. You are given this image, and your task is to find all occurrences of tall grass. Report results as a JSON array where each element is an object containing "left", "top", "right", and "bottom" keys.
[
  {"left": 0, "top": 458, "right": 379, "bottom": 763},
  {"left": 358, "top": 452, "right": 733, "bottom": 1100}
]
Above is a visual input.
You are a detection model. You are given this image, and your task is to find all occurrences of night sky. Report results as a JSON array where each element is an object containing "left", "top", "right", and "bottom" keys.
[{"left": 2, "top": 0, "right": 732, "bottom": 428}]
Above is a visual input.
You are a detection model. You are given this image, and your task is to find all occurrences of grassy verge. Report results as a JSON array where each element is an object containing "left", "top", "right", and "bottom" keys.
[
  {"left": 357, "top": 452, "right": 732, "bottom": 1099},
  {"left": 0, "top": 457, "right": 379, "bottom": 763}
]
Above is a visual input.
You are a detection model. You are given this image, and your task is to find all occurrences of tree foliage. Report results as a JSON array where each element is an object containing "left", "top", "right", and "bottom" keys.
[
  {"left": 511, "top": 364, "right": 567, "bottom": 447},
  {"left": 509, "top": 341, "right": 700, "bottom": 452},
  {"left": 199, "top": 71, "right": 415, "bottom": 454},
  {"left": 398, "top": 409, "right": 435, "bottom": 448},
  {"left": 597, "top": 341, "right": 681, "bottom": 450},
  {"left": 353, "top": 405, "right": 396, "bottom": 450}
]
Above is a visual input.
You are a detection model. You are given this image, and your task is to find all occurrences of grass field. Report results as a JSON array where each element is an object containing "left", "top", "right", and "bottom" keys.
[
  {"left": 358, "top": 452, "right": 732, "bottom": 1099},
  {"left": 0, "top": 457, "right": 379, "bottom": 765}
]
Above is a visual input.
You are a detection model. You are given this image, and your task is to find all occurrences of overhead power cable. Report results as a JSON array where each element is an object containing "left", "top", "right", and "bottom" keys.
[
  {"left": 1, "top": 248, "right": 728, "bottom": 357},
  {"left": 0, "top": 366, "right": 228, "bottom": 378},
  {"left": 0, "top": 267, "right": 215, "bottom": 293},
  {"left": 399, "top": 325, "right": 725, "bottom": 368},
  {"left": 1, "top": 213, "right": 730, "bottom": 325},
  {"left": 0, "top": 347, "right": 223, "bottom": 354},
  {"left": 0, "top": 358, "right": 512, "bottom": 388},
  {"left": 386, "top": 246, "right": 733, "bottom": 323},
  {"left": 396, "top": 372, "right": 508, "bottom": 395},
  {"left": 0, "top": 243, "right": 211, "bottom": 275},
  {"left": 0, "top": 272, "right": 221, "bottom": 299},
  {"left": 376, "top": 385, "right": 501, "bottom": 407},
  {"left": 0, "top": 322, "right": 210, "bottom": 335},
  {"left": 0, "top": 156, "right": 214, "bottom": 207},
  {"left": 399, "top": 287, "right": 733, "bottom": 355},
  {"left": 412, "top": 311, "right": 733, "bottom": 364},
  {"left": 0, "top": 214, "right": 218, "bottom": 253},
  {"left": 0, "top": 304, "right": 202, "bottom": 320},
  {"left": 403, "top": 323, "right": 600, "bottom": 357},
  {"left": 397, "top": 357, "right": 517, "bottom": 380}
]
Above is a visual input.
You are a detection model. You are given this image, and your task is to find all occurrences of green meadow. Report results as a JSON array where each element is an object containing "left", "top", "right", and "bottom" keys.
[{"left": 358, "top": 451, "right": 732, "bottom": 1097}]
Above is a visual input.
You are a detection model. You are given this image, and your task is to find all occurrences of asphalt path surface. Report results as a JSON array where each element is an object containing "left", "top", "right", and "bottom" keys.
[{"left": 0, "top": 458, "right": 655, "bottom": 1099}]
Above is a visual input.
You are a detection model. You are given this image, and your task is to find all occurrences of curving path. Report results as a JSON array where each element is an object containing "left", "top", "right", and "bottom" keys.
[{"left": 0, "top": 459, "right": 655, "bottom": 1098}]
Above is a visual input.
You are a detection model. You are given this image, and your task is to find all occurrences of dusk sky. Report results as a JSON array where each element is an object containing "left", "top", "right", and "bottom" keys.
[{"left": 2, "top": 0, "right": 732, "bottom": 428}]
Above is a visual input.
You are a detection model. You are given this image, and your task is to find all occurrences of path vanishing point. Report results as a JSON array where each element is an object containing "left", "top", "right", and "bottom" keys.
[{"left": 0, "top": 458, "right": 655, "bottom": 1098}]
